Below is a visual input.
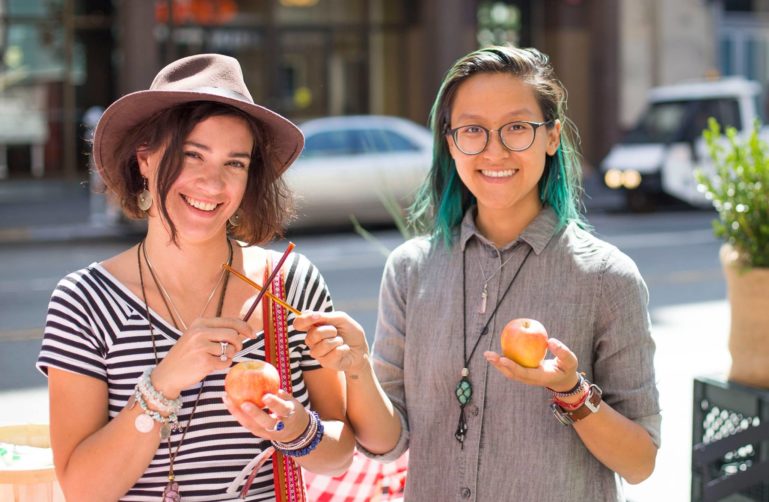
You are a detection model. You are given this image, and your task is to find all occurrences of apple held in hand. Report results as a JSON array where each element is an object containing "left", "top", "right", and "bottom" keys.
[
  {"left": 500, "top": 318, "right": 549, "bottom": 368},
  {"left": 224, "top": 361, "right": 281, "bottom": 409}
]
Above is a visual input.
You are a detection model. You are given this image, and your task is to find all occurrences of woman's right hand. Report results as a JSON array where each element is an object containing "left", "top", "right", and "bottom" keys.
[
  {"left": 293, "top": 311, "right": 369, "bottom": 374},
  {"left": 151, "top": 316, "right": 251, "bottom": 398}
]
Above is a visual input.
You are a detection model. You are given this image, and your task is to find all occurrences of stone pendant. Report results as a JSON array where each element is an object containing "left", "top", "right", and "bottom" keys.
[
  {"left": 162, "top": 481, "right": 180, "bottom": 501},
  {"left": 454, "top": 376, "right": 472, "bottom": 445},
  {"left": 455, "top": 376, "right": 472, "bottom": 406}
]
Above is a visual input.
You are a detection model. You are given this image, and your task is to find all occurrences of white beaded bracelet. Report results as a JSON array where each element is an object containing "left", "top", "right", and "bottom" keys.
[{"left": 137, "top": 367, "right": 182, "bottom": 415}]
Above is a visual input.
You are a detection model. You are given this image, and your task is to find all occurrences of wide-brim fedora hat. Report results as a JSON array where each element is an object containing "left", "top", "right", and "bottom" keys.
[{"left": 92, "top": 53, "right": 303, "bottom": 191}]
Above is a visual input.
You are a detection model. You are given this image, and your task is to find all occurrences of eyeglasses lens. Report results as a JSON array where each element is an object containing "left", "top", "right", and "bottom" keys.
[{"left": 454, "top": 122, "right": 536, "bottom": 154}]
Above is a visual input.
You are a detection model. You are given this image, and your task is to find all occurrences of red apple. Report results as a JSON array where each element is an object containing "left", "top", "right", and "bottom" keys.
[
  {"left": 224, "top": 361, "right": 281, "bottom": 409},
  {"left": 500, "top": 318, "right": 549, "bottom": 368}
]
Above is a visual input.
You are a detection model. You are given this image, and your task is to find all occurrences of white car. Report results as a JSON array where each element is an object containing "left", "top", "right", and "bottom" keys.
[{"left": 284, "top": 115, "right": 433, "bottom": 229}]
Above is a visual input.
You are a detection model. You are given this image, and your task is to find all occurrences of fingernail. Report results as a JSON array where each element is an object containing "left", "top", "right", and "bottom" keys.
[
  {"left": 311, "top": 313, "right": 320, "bottom": 320},
  {"left": 241, "top": 402, "right": 254, "bottom": 413}
]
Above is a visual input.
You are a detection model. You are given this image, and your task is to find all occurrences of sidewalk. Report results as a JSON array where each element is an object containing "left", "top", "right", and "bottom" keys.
[{"left": 0, "top": 177, "right": 144, "bottom": 244}]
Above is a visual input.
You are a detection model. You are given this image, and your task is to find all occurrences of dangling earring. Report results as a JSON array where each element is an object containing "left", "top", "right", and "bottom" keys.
[
  {"left": 137, "top": 177, "right": 153, "bottom": 212},
  {"left": 228, "top": 209, "right": 242, "bottom": 227}
]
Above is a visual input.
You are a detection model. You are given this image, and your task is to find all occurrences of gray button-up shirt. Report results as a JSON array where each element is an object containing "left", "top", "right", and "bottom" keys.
[{"left": 361, "top": 207, "right": 661, "bottom": 502}]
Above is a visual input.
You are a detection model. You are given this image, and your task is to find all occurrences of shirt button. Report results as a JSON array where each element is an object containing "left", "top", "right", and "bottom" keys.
[
  {"left": 461, "top": 487, "right": 472, "bottom": 498},
  {"left": 468, "top": 404, "right": 479, "bottom": 416}
]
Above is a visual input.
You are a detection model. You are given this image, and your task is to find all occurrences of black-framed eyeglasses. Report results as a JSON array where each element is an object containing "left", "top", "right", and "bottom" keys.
[{"left": 448, "top": 120, "right": 554, "bottom": 155}]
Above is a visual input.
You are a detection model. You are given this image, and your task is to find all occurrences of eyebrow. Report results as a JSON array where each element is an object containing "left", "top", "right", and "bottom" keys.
[
  {"left": 184, "top": 141, "right": 252, "bottom": 159},
  {"left": 454, "top": 108, "right": 539, "bottom": 123}
]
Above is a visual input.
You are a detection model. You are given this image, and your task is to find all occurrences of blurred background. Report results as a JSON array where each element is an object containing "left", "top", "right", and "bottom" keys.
[
  {"left": 2, "top": 1, "right": 769, "bottom": 501},
  {"left": 1, "top": 0, "right": 767, "bottom": 186}
]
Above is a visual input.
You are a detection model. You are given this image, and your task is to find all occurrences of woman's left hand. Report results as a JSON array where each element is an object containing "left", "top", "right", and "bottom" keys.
[
  {"left": 223, "top": 389, "right": 310, "bottom": 442},
  {"left": 484, "top": 337, "right": 580, "bottom": 392}
]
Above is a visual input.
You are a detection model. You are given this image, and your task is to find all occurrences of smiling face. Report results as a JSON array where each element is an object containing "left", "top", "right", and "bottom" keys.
[
  {"left": 138, "top": 114, "right": 254, "bottom": 244},
  {"left": 446, "top": 73, "right": 561, "bottom": 234}
]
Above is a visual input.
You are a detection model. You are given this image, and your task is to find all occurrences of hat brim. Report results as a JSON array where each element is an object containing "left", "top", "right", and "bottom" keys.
[{"left": 92, "top": 89, "right": 304, "bottom": 191}]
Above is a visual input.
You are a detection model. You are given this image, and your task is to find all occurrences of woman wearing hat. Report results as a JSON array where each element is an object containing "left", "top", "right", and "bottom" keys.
[{"left": 37, "top": 54, "right": 354, "bottom": 500}]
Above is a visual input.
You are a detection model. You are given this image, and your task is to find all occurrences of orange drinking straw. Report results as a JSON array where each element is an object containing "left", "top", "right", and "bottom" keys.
[
  {"left": 222, "top": 263, "right": 301, "bottom": 316},
  {"left": 235, "top": 242, "right": 297, "bottom": 321}
]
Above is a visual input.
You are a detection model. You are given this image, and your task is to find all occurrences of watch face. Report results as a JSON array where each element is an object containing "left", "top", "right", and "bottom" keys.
[{"left": 550, "top": 402, "right": 574, "bottom": 426}]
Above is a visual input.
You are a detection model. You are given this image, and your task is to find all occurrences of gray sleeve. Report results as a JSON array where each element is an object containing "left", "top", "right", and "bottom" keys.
[
  {"left": 357, "top": 244, "right": 412, "bottom": 462},
  {"left": 594, "top": 247, "right": 661, "bottom": 448}
]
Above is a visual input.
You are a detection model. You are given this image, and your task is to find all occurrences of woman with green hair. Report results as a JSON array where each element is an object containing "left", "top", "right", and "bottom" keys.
[{"left": 297, "top": 45, "right": 660, "bottom": 500}]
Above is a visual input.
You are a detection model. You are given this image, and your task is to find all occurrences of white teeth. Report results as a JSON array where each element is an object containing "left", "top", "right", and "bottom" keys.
[
  {"left": 183, "top": 195, "right": 218, "bottom": 211},
  {"left": 481, "top": 169, "right": 515, "bottom": 178}
]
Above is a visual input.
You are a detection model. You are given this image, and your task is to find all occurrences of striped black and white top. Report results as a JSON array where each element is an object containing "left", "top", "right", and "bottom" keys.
[{"left": 37, "top": 251, "right": 332, "bottom": 501}]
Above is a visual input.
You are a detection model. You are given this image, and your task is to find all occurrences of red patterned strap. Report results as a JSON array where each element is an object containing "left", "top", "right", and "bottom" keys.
[{"left": 263, "top": 253, "right": 306, "bottom": 502}]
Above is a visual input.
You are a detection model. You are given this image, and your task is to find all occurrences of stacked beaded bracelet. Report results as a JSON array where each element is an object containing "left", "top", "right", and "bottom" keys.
[
  {"left": 547, "top": 373, "right": 586, "bottom": 398},
  {"left": 550, "top": 374, "right": 591, "bottom": 410},
  {"left": 271, "top": 411, "right": 324, "bottom": 458},
  {"left": 137, "top": 367, "right": 183, "bottom": 414},
  {"left": 132, "top": 367, "right": 182, "bottom": 438}
]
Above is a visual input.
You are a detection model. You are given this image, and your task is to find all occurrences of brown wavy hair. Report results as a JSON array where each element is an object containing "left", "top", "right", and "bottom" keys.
[{"left": 108, "top": 101, "right": 294, "bottom": 245}]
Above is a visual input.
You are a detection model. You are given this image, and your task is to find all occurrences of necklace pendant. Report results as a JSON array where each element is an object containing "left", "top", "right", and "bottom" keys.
[
  {"left": 162, "top": 480, "right": 180, "bottom": 501},
  {"left": 479, "top": 285, "right": 488, "bottom": 314},
  {"left": 455, "top": 376, "right": 472, "bottom": 406}
]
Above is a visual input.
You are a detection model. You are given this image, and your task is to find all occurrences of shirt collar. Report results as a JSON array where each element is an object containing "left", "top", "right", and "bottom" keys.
[{"left": 458, "top": 205, "right": 559, "bottom": 255}]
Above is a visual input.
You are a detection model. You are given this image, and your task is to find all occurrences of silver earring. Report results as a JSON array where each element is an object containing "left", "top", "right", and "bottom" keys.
[
  {"left": 138, "top": 177, "right": 153, "bottom": 212},
  {"left": 228, "top": 210, "right": 242, "bottom": 227}
]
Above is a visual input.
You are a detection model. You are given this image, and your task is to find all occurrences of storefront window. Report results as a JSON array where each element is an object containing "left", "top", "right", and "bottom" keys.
[
  {"left": 0, "top": 0, "right": 112, "bottom": 179},
  {"left": 0, "top": 1, "right": 65, "bottom": 179},
  {"left": 154, "top": 0, "right": 410, "bottom": 122}
]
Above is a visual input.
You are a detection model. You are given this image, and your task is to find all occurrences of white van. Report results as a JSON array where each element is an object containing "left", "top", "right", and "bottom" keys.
[{"left": 600, "top": 77, "right": 767, "bottom": 210}]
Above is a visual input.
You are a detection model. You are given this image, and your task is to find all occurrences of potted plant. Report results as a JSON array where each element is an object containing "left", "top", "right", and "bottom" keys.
[{"left": 696, "top": 118, "right": 769, "bottom": 388}]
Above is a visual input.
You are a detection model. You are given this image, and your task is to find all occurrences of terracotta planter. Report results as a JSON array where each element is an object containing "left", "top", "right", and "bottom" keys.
[{"left": 721, "top": 244, "right": 769, "bottom": 388}]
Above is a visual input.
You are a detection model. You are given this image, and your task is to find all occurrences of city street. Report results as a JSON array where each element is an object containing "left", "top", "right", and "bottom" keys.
[{"left": 0, "top": 207, "right": 730, "bottom": 501}]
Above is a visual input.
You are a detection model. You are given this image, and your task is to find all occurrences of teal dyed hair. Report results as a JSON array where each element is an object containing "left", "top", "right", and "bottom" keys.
[{"left": 409, "top": 46, "right": 587, "bottom": 246}]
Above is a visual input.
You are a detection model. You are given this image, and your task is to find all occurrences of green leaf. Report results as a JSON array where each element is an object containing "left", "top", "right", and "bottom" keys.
[{"left": 698, "top": 118, "right": 769, "bottom": 268}]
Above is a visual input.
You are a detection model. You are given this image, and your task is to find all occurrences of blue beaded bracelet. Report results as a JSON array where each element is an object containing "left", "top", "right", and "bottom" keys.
[
  {"left": 271, "top": 411, "right": 324, "bottom": 458},
  {"left": 280, "top": 418, "right": 324, "bottom": 458}
]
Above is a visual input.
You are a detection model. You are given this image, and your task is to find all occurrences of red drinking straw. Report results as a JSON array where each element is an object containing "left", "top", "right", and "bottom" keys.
[{"left": 242, "top": 242, "right": 295, "bottom": 322}]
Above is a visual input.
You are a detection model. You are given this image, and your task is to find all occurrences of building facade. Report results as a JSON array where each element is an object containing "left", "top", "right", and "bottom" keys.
[{"left": 2, "top": 0, "right": 759, "bottom": 183}]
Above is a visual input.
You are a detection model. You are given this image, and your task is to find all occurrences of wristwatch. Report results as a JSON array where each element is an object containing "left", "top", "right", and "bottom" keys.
[{"left": 551, "top": 383, "right": 603, "bottom": 426}]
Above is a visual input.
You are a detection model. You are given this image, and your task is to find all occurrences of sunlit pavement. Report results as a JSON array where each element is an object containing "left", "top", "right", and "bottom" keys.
[
  {"left": 625, "top": 299, "right": 730, "bottom": 502},
  {"left": 0, "top": 299, "right": 731, "bottom": 501}
]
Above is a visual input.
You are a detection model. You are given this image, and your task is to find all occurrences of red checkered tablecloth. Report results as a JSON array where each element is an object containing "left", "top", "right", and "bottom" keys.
[{"left": 303, "top": 450, "right": 408, "bottom": 501}]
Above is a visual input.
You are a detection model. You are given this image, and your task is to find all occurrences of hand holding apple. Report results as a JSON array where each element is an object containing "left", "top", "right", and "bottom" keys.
[
  {"left": 500, "top": 318, "right": 549, "bottom": 368},
  {"left": 224, "top": 360, "right": 281, "bottom": 409}
]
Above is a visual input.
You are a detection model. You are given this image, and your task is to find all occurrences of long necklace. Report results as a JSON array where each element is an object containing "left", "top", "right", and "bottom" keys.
[
  {"left": 142, "top": 243, "right": 230, "bottom": 331},
  {"left": 137, "top": 240, "right": 233, "bottom": 501},
  {"left": 455, "top": 244, "right": 533, "bottom": 446},
  {"left": 478, "top": 253, "right": 517, "bottom": 314}
]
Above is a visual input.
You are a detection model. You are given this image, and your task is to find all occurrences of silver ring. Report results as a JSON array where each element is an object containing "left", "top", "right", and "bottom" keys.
[{"left": 219, "top": 341, "right": 229, "bottom": 362}]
